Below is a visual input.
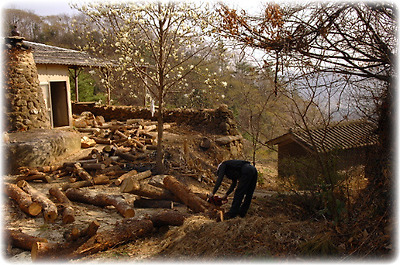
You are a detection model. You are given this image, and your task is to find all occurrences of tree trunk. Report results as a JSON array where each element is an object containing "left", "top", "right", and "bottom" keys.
[
  {"left": 16, "top": 173, "right": 52, "bottom": 183},
  {"left": 4, "top": 182, "right": 42, "bottom": 216},
  {"left": 61, "top": 175, "right": 110, "bottom": 190},
  {"left": 120, "top": 179, "right": 179, "bottom": 202},
  {"left": 73, "top": 163, "right": 94, "bottom": 185},
  {"left": 149, "top": 209, "right": 188, "bottom": 227},
  {"left": 49, "top": 187, "right": 75, "bottom": 224},
  {"left": 64, "top": 221, "right": 100, "bottom": 242},
  {"left": 114, "top": 150, "right": 138, "bottom": 162},
  {"left": 163, "top": 175, "right": 209, "bottom": 213},
  {"left": 6, "top": 229, "right": 48, "bottom": 251},
  {"left": 117, "top": 169, "right": 151, "bottom": 186},
  {"left": 71, "top": 218, "right": 153, "bottom": 258},
  {"left": 114, "top": 169, "right": 140, "bottom": 186},
  {"left": 65, "top": 188, "right": 135, "bottom": 218},
  {"left": 134, "top": 198, "right": 174, "bottom": 209},
  {"left": 155, "top": 92, "right": 164, "bottom": 173},
  {"left": 16, "top": 180, "right": 58, "bottom": 222}
]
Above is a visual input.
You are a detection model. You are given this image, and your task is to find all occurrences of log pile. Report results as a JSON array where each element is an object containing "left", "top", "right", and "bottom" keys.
[
  {"left": 72, "top": 112, "right": 168, "bottom": 152},
  {"left": 30, "top": 211, "right": 187, "bottom": 261},
  {"left": 4, "top": 112, "right": 229, "bottom": 261}
]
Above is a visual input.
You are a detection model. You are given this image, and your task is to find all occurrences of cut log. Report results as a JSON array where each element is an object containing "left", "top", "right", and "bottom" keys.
[
  {"left": 4, "top": 182, "right": 42, "bottom": 216},
  {"left": 73, "top": 163, "right": 94, "bottom": 185},
  {"left": 126, "top": 118, "right": 144, "bottom": 125},
  {"left": 143, "top": 124, "right": 157, "bottom": 132},
  {"left": 65, "top": 188, "right": 135, "bottom": 218},
  {"left": 149, "top": 209, "right": 188, "bottom": 227},
  {"left": 16, "top": 173, "right": 53, "bottom": 183},
  {"left": 134, "top": 198, "right": 174, "bottom": 209},
  {"left": 6, "top": 229, "right": 48, "bottom": 251},
  {"left": 115, "top": 130, "right": 129, "bottom": 140},
  {"left": 19, "top": 166, "right": 62, "bottom": 174},
  {"left": 148, "top": 174, "right": 167, "bottom": 188},
  {"left": 31, "top": 235, "right": 94, "bottom": 261},
  {"left": 129, "top": 138, "right": 146, "bottom": 151},
  {"left": 31, "top": 242, "right": 64, "bottom": 261},
  {"left": 81, "top": 136, "right": 96, "bottom": 148},
  {"left": 115, "top": 169, "right": 150, "bottom": 186},
  {"left": 115, "top": 150, "right": 137, "bottom": 162},
  {"left": 102, "top": 145, "right": 118, "bottom": 155},
  {"left": 49, "top": 187, "right": 75, "bottom": 224},
  {"left": 16, "top": 180, "right": 58, "bottom": 222},
  {"left": 139, "top": 130, "right": 156, "bottom": 139},
  {"left": 77, "top": 127, "right": 101, "bottom": 134},
  {"left": 91, "top": 137, "right": 112, "bottom": 145},
  {"left": 113, "top": 169, "right": 138, "bottom": 186},
  {"left": 99, "top": 164, "right": 122, "bottom": 174},
  {"left": 61, "top": 175, "right": 110, "bottom": 190},
  {"left": 63, "top": 159, "right": 98, "bottom": 168},
  {"left": 81, "top": 163, "right": 106, "bottom": 171},
  {"left": 163, "top": 176, "right": 209, "bottom": 213},
  {"left": 65, "top": 220, "right": 100, "bottom": 241},
  {"left": 31, "top": 202, "right": 101, "bottom": 260},
  {"left": 121, "top": 179, "right": 179, "bottom": 202},
  {"left": 71, "top": 218, "right": 153, "bottom": 257}
]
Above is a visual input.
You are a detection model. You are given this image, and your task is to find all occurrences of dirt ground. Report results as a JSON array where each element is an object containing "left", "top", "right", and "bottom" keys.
[{"left": 4, "top": 121, "right": 381, "bottom": 262}]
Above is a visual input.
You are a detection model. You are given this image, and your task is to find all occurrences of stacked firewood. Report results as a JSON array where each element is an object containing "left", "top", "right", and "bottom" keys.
[{"left": 73, "top": 111, "right": 171, "bottom": 150}]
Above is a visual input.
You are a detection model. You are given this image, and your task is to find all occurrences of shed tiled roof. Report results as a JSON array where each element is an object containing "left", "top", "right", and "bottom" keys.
[
  {"left": 267, "top": 120, "right": 379, "bottom": 153},
  {"left": 25, "top": 41, "right": 106, "bottom": 67}
]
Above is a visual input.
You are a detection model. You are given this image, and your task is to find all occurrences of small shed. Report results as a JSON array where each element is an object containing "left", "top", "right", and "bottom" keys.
[
  {"left": 266, "top": 120, "right": 379, "bottom": 177},
  {"left": 25, "top": 41, "right": 104, "bottom": 128}
]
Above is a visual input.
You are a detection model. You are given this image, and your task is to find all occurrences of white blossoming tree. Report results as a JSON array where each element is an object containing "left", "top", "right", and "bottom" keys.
[{"left": 74, "top": 1, "right": 219, "bottom": 172}]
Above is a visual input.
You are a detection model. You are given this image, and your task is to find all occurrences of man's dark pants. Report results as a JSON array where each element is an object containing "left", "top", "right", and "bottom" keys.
[{"left": 228, "top": 163, "right": 258, "bottom": 218}]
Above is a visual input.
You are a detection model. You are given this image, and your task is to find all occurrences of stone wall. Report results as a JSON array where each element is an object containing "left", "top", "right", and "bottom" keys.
[
  {"left": 72, "top": 103, "right": 240, "bottom": 136},
  {"left": 4, "top": 37, "right": 50, "bottom": 132}
]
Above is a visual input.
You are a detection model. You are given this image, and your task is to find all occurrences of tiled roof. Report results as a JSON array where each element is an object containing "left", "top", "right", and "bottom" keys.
[
  {"left": 25, "top": 41, "right": 106, "bottom": 67},
  {"left": 267, "top": 120, "right": 379, "bottom": 153}
]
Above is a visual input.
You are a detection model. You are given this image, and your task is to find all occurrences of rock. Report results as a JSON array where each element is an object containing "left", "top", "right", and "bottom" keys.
[
  {"left": 215, "top": 135, "right": 243, "bottom": 145},
  {"left": 199, "top": 137, "right": 211, "bottom": 150}
]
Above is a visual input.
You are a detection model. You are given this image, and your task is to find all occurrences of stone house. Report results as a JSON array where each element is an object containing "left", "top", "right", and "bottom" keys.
[
  {"left": 266, "top": 120, "right": 379, "bottom": 177},
  {"left": 25, "top": 41, "right": 104, "bottom": 128}
]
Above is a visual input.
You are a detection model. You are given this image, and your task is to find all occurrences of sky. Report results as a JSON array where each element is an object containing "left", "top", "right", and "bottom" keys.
[
  {"left": 2, "top": 0, "right": 79, "bottom": 16},
  {"left": 2, "top": 0, "right": 266, "bottom": 16}
]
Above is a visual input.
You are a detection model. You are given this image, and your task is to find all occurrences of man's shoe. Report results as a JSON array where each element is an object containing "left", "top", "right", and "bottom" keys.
[{"left": 224, "top": 213, "right": 237, "bottom": 220}]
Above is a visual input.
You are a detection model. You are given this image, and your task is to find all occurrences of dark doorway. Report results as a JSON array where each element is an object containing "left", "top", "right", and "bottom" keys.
[{"left": 50, "top": 81, "right": 69, "bottom": 127}]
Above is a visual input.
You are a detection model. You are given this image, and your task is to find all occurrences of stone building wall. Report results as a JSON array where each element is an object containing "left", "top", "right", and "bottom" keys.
[{"left": 4, "top": 37, "right": 50, "bottom": 132}]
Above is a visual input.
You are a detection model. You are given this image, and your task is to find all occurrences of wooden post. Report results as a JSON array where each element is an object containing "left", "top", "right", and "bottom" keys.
[{"left": 74, "top": 67, "right": 79, "bottom": 102}]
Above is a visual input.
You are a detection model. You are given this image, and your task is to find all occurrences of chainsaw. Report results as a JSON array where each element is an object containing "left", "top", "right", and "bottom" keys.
[{"left": 207, "top": 195, "right": 228, "bottom": 206}]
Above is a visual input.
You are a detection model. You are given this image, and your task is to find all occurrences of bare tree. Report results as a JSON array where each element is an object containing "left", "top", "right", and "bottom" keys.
[
  {"left": 75, "top": 2, "right": 219, "bottom": 172},
  {"left": 217, "top": 2, "right": 396, "bottom": 225}
]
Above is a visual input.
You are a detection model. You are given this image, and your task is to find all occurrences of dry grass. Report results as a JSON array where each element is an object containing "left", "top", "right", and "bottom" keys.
[{"left": 156, "top": 214, "right": 323, "bottom": 260}]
